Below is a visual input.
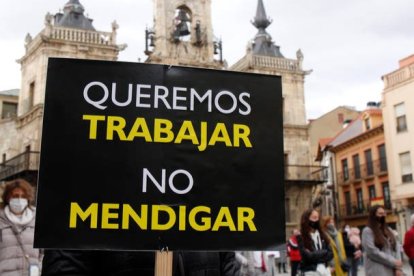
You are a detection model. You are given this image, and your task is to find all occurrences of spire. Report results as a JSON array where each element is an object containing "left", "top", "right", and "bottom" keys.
[
  {"left": 54, "top": 0, "right": 95, "bottom": 30},
  {"left": 252, "top": 0, "right": 271, "bottom": 29},
  {"left": 250, "top": 0, "right": 283, "bottom": 57}
]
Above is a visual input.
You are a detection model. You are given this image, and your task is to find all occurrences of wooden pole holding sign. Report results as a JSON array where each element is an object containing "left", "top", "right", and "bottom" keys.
[{"left": 155, "top": 251, "right": 173, "bottom": 276}]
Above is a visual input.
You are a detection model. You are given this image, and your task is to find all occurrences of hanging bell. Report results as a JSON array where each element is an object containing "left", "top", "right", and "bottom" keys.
[
  {"left": 214, "top": 42, "right": 219, "bottom": 54},
  {"left": 177, "top": 9, "right": 189, "bottom": 22},
  {"left": 175, "top": 9, "right": 190, "bottom": 36},
  {"left": 175, "top": 22, "right": 190, "bottom": 36}
]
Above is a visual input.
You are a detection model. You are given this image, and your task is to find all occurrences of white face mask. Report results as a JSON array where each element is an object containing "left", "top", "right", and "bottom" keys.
[{"left": 9, "top": 198, "right": 28, "bottom": 214}]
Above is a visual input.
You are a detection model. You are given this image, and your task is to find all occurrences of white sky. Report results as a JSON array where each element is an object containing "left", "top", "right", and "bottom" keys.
[{"left": 1, "top": 0, "right": 413, "bottom": 119}]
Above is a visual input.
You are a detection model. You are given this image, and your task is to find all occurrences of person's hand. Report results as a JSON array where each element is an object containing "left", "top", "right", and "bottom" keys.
[
  {"left": 394, "top": 268, "right": 403, "bottom": 276},
  {"left": 330, "top": 267, "right": 335, "bottom": 273},
  {"left": 394, "top": 260, "right": 403, "bottom": 268},
  {"left": 354, "top": 249, "right": 362, "bottom": 259}
]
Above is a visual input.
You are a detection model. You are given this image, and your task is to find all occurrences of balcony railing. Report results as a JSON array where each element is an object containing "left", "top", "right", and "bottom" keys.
[
  {"left": 340, "top": 199, "right": 392, "bottom": 217},
  {"left": 383, "top": 62, "right": 414, "bottom": 89},
  {"left": 285, "top": 165, "right": 327, "bottom": 183},
  {"left": 50, "top": 27, "right": 114, "bottom": 46},
  {"left": 0, "top": 151, "right": 40, "bottom": 181},
  {"left": 230, "top": 53, "right": 301, "bottom": 72},
  {"left": 337, "top": 158, "right": 387, "bottom": 185}
]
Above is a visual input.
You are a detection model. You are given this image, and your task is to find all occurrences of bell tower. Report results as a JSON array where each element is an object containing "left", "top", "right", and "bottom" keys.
[{"left": 145, "top": 0, "right": 223, "bottom": 69}]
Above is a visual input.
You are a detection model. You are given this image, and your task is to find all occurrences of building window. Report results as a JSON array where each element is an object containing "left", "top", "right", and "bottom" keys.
[
  {"left": 285, "top": 198, "right": 290, "bottom": 222},
  {"left": 284, "top": 153, "right": 288, "bottom": 179},
  {"left": 395, "top": 102, "right": 407, "bottom": 132},
  {"left": 365, "top": 149, "right": 373, "bottom": 176},
  {"left": 399, "top": 152, "right": 413, "bottom": 183},
  {"left": 345, "top": 191, "right": 352, "bottom": 215},
  {"left": 352, "top": 154, "right": 361, "bottom": 179},
  {"left": 378, "top": 144, "right": 387, "bottom": 172},
  {"left": 28, "top": 81, "right": 35, "bottom": 110},
  {"left": 365, "top": 118, "right": 371, "bottom": 130},
  {"left": 368, "top": 185, "right": 376, "bottom": 199},
  {"left": 341, "top": 158, "right": 349, "bottom": 181},
  {"left": 2, "top": 102, "right": 17, "bottom": 119},
  {"left": 382, "top": 182, "right": 391, "bottom": 209},
  {"left": 356, "top": 189, "right": 364, "bottom": 213}
]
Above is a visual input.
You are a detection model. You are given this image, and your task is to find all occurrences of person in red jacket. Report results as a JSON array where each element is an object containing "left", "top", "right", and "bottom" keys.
[
  {"left": 403, "top": 213, "right": 414, "bottom": 275},
  {"left": 287, "top": 229, "right": 302, "bottom": 276}
]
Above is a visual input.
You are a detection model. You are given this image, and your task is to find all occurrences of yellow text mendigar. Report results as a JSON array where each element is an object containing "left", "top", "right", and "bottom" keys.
[
  {"left": 69, "top": 202, "right": 257, "bottom": 232},
  {"left": 82, "top": 115, "right": 252, "bottom": 151}
]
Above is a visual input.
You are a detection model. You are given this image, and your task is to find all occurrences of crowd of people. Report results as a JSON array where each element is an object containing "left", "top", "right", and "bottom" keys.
[{"left": 1, "top": 178, "right": 414, "bottom": 275}]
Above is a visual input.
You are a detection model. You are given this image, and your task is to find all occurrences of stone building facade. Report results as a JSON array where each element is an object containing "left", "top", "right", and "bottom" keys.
[
  {"left": 145, "top": 0, "right": 223, "bottom": 69},
  {"left": 0, "top": 0, "right": 125, "bottom": 185}
]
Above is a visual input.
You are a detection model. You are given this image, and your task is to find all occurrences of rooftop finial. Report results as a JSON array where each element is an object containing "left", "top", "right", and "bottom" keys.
[
  {"left": 252, "top": 0, "right": 272, "bottom": 29},
  {"left": 250, "top": 0, "right": 283, "bottom": 57}
]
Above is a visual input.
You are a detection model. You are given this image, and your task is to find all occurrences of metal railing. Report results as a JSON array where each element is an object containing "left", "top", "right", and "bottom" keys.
[
  {"left": 285, "top": 165, "right": 328, "bottom": 182},
  {"left": 0, "top": 151, "right": 40, "bottom": 181},
  {"left": 336, "top": 158, "right": 387, "bottom": 185},
  {"left": 340, "top": 199, "right": 392, "bottom": 217}
]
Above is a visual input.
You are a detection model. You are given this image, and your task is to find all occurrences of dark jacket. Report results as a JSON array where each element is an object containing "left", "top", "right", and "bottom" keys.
[
  {"left": 296, "top": 233, "right": 333, "bottom": 272},
  {"left": 342, "top": 230, "right": 357, "bottom": 258},
  {"left": 42, "top": 250, "right": 155, "bottom": 276},
  {"left": 175, "top": 251, "right": 240, "bottom": 276},
  {"left": 41, "top": 250, "right": 240, "bottom": 276}
]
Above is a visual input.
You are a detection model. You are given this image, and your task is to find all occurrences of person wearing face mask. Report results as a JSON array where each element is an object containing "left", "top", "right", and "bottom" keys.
[
  {"left": 0, "top": 178, "right": 42, "bottom": 275},
  {"left": 322, "top": 216, "right": 349, "bottom": 276},
  {"left": 362, "top": 205, "right": 402, "bottom": 276},
  {"left": 296, "top": 209, "right": 333, "bottom": 276}
]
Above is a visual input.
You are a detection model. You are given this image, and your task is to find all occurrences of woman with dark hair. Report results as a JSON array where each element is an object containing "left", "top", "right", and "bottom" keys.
[
  {"left": 361, "top": 205, "right": 402, "bottom": 276},
  {"left": 297, "top": 208, "right": 333, "bottom": 276},
  {"left": 0, "top": 178, "right": 42, "bottom": 275}
]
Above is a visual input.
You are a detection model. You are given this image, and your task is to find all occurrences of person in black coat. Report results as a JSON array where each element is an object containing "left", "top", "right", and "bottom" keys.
[
  {"left": 175, "top": 251, "right": 239, "bottom": 276},
  {"left": 296, "top": 209, "right": 333, "bottom": 275},
  {"left": 342, "top": 226, "right": 362, "bottom": 276},
  {"left": 41, "top": 249, "right": 240, "bottom": 276}
]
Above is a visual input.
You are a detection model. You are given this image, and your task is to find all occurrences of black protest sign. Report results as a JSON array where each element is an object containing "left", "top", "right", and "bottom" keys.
[{"left": 34, "top": 58, "right": 284, "bottom": 251}]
